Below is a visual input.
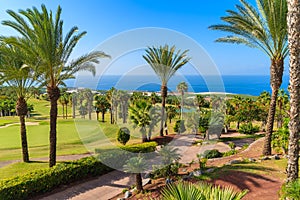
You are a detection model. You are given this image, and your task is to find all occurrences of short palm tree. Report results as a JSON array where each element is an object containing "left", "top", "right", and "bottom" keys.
[
  {"left": 0, "top": 43, "right": 38, "bottom": 162},
  {"left": 177, "top": 81, "right": 188, "bottom": 120},
  {"left": 2, "top": 5, "right": 110, "bottom": 167},
  {"left": 143, "top": 45, "right": 190, "bottom": 136},
  {"left": 94, "top": 94, "right": 110, "bottom": 122},
  {"left": 123, "top": 155, "right": 147, "bottom": 192},
  {"left": 209, "top": 0, "right": 288, "bottom": 155},
  {"left": 286, "top": 0, "right": 300, "bottom": 183},
  {"left": 129, "top": 100, "right": 151, "bottom": 142}
]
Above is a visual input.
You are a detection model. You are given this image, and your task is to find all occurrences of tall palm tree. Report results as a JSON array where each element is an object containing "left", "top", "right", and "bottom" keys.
[
  {"left": 0, "top": 43, "right": 38, "bottom": 162},
  {"left": 209, "top": 0, "right": 288, "bottom": 155},
  {"left": 176, "top": 81, "right": 188, "bottom": 120},
  {"left": 2, "top": 5, "right": 110, "bottom": 167},
  {"left": 143, "top": 45, "right": 190, "bottom": 136},
  {"left": 129, "top": 100, "right": 151, "bottom": 142},
  {"left": 286, "top": 0, "right": 300, "bottom": 183}
]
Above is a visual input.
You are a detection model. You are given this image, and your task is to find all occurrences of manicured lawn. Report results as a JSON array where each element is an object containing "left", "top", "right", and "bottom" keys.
[{"left": 0, "top": 162, "right": 49, "bottom": 180}]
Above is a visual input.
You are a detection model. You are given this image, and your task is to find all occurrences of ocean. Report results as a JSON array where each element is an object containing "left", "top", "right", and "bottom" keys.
[{"left": 66, "top": 75, "right": 290, "bottom": 96}]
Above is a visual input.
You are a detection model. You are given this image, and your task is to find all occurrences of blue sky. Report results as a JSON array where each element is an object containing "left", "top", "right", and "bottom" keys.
[{"left": 0, "top": 0, "right": 289, "bottom": 76}]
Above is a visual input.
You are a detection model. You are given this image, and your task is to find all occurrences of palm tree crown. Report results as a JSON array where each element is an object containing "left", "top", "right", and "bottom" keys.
[{"left": 143, "top": 45, "right": 190, "bottom": 136}]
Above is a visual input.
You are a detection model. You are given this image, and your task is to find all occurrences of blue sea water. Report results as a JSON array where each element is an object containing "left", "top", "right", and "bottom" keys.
[{"left": 67, "top": 75, "right": 289, "bottom": 96}]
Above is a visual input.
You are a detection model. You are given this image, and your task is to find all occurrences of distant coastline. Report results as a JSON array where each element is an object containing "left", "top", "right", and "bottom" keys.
[{"left": 66, "top": 75, "right": 289, "bottom": 96}]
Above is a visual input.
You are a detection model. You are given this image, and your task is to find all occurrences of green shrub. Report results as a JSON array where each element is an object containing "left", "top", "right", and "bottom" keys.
[
  {"left": 228, "top": 142, "right": 236, "bottom": 150},
  {"left": 223, "top": 150, "right": 237, "bottom": 157},
  {"left": 151, "top": 162, "right": 182, "bottom": 179},
  {"left": 201, "top": 149, "right": 223, "bottom": 159},
  {"left": 95, "top": 142, "right": 158, "bottom": 169},
  {"left": 0, "top": 157, "right": 112, "bottom": 200},
  {"left": 272, "top": 118, "right": 289, "bottom": 154},
  {"left": 174, "top": 120, "right": 186, "bottom": 133},
  {"left": 238, "top": 123, "right": 259, "bottom": 134},
  {"left": 117, "top": 127, "right": 130, "bottom": 145},
  {"left": 280, "top": 179, "right": 300, "bottom": 200}
]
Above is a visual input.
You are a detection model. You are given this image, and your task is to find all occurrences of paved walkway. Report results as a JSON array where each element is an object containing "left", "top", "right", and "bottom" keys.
[{"left": 31, "top": 134, "right": 261, "bottom": 200}]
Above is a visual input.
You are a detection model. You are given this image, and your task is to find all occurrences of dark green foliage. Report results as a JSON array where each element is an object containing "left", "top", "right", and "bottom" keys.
[
  {"left": 117, "top": 127, "right": 130, "bottom": 145},
  {"left": 279, "top": 179, "right": 300, "bottom": 200},
  {"left": 222, "top": 150, "right": 238, "bottom": 157},
  {"left": 151, "top": 162, "right": 182, "bottom": 179},
  {"left": 238, "top": 123, "right": 259, "bottom": 134},
  {"left": 202, "top": 149, "right": 223, "bottom": 159},
  {"left": 272, "top": 118, "right": 290, "bottom": 154},
  {"left": 0, "top": 157, "right": 112, "bottom": 200},
  {"left": 95, "top": 142, "right": 157, "bottom": 169},
  {"left": 174, "top": 120, "right": 186, "bottom": 133}
]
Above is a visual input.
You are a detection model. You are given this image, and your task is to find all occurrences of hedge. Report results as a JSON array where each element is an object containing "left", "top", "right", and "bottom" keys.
[
  {"left": 0, "top": 157, "right": 112, "bottom": 200},
  {"left": 95, "top": 142, "right": 158, "bottom": 169}
]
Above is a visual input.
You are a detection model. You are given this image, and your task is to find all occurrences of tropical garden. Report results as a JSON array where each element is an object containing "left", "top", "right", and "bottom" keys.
[{"left": 0, "top": 0, "right": 299, "bottom": 199}]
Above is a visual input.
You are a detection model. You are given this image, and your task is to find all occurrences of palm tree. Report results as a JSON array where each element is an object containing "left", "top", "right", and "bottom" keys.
[
  {"left": 209, "top": 0, "right": 288, "bottom": 156},
  {"left": 194, "top": 94, "right": 206, "bottom": 111},
  {"left": 0, "top": 43, "right": 38, "bottom": 162},
  {"left": 286, "top": 0, "right": 300, "bottom": 183},
  {"left": 257, "top": 91, "right": 271, "bottom": 130},
  {"left": 106, "top": 87, "right": 116, "bottom": 124},
  {"left": 148, "top": 105, "right": 161, "bottom": 140},
  {"left": 176, "top": 82, "right": 188, "bottom": 120},
  {"left": 166, "top": 106, "right": 178, "bottom": 124},
  {"left": 94, "top": 94, "right": 110, "bottom": 122},
  {"left": 2, "top": 5, "right": 110, "bottom": 167},
  {"left": 143, "top": 45, "right": 190, "bottom": 136},
  {"left": 123, "top": 155, "right": 147, "bottom": 192},
  {"left": 71, "top": 92, "right": 77, "bottom": 119},
  {"left": 129, "top": 100, "right": 151, "bottom": 142}
]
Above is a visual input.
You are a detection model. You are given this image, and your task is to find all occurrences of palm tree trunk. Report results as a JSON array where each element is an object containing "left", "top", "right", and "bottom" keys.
[
  {"left": 65, "top": 103, "right": 68, "bottom": 119},
  {"left": 16, "top": 97, "right": 29, "bottom": 163},
  {"left": 20, "top": 115, "right": 29, "bottom": 162},
  {"left": 136, "top": 173, "right": 143, "bottom": 192},
  {"left": 263, "top": 59, "right": 284, "bottom": 156},
  {"left": 62, "top": 104, "right": 65, "bottom": 119},
  {"left": 181, "top": 91, "right": 184, "bottom": 120},
  {"left": 48, "top": 86, "right": 60, "bottom": 167},
  {"left": 160, "top": 85, "right": 167, "bottom": 136},
  {"left": 96, "top": 111, "right": 99, "bottom": 121},
  {"left": 110, "top": 107, "right": 113, "bottom": 124},
  {"left": 72, "top": 96, "right": 76, "bottom": 119},
  {"left": 102, "top": 111, "right": 105, "bottom": 122},
  {"left": 286, "top": 0, "right": 300, "bottom": 183}
]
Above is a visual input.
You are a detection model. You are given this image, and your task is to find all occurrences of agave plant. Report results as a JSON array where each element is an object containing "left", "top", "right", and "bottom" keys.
[{"left": 161, "top": 181, "right": 248, "bottom": 200}]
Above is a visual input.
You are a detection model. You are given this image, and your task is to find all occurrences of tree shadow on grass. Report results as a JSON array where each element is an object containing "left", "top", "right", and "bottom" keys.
[{"left": 208, "top": 164, "right": 281, "bottom": 192}]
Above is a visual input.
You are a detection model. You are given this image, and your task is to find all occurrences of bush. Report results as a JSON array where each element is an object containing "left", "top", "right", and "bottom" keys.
[
  {"left": 174, "top": 120, "right": 186, "bottom": 133},
  {"left": 272, "top": 118, "right": 289, "bottom": 154},
  {"left": 95, "top": 142, "right": 158, "bottom": 169},
  {"left": 117, "top": 127, "right": 130, "bottom": 145},
  {"left": 238, "top": 123, "right": 259, "bottom": 134},
  {"left": 228, "top": 142, "right": 236, "bottom": 150},
  {"left": 280, "top": 179, "right": 300, "bottom": 200},
  {"left": 151, "top": 162, "right": 182, "bottom": 179},
  {"left": 223, "top": 150, "right": 238, "bottom": 157},
  {"left": 0, "top": 157, "right": 112, "bottom": 200},
  {"left": 201, "top": 149, "right": 223, "bottom": 159}
]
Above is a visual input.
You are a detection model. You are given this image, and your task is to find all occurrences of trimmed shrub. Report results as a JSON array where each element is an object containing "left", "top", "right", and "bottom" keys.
[
  {"left": 202, "top": 149, "right": 223, "bottom": 159},
  {"left": 0, "top": 157, "right": 112, "bottom": 200},
  {"left": 95, "top": 142, "right": 158, "bottom": 169},
  {"left": 174, "top": 120, "right": 186, "bottom": 133},
  {"left": 117, "top": 127, "right": 130, "bottom": 145},
  {"left": 238, "top": 123, "right": 259, "bottom": 134}
]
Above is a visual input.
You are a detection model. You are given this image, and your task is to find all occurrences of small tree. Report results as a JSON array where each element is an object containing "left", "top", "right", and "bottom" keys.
[
  {"left": 117, "top": 127, "right": 130, "bottom": 145},
  {"left": 123, "top": 155, "right": 147, "bottom": 192}
]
